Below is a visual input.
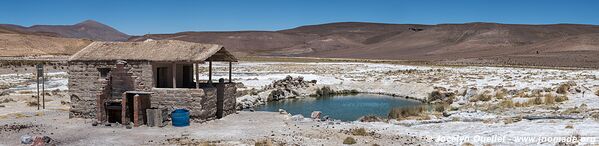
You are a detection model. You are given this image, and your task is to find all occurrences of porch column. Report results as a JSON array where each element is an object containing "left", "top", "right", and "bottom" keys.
[
  {"left": 228, "top": 62, "right": 232, "bottom": 83},
  {"left": 195, "top": 63, "right": 199, "bottom": 89},
  {"left": 208, "top": 61, "right": 212, "bottom": 83},
  {"left": 172, "top": 63, "right": 177, "bottom": 88}
]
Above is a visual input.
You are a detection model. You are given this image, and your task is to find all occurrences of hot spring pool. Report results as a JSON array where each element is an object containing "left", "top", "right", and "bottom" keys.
[{"left": 254, "top": 94, "right": 422, "bottom": 121}]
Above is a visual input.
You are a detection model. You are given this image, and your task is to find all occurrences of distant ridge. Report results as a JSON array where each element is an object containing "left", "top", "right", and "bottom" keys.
[{"left": 129, "top": 22, "right": 599, "bottom": 68}]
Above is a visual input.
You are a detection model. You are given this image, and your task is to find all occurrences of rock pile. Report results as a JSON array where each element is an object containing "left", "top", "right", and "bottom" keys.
[{"left": 237, "top": 76, "right": 318, "bottom": 109}]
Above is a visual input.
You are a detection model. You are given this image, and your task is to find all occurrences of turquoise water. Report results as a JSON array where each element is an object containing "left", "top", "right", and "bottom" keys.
[{"left": 255, "top": 94, "right": 422, "bottom": 121}]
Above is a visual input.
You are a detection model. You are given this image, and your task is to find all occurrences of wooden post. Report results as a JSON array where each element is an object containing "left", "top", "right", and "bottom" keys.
[
  {"left": 195, "top": 63, "right": 199, "bottom": 89},
  {"left": 172, "top": 63, "right": 177, "bottom": 88},
  {"left": 133, "top": 94, "right": 140, "bottom": 127},
  {"left": 42, "top": 75, "right": 45, "bottom": 109},
  {"left": 36, "top": 76, "right": 39, "bottom": 110},
  {"left": 228, "top": 62, "right": 232, "bottom": 83},
  {"left": 121, "top": 93, "right": 127, "bottom": 124},
  {"left": 208, "top": 61, "right": 212, "bottom": 83}
]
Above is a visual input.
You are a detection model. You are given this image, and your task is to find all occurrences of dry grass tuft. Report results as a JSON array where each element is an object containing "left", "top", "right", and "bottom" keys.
[
  {"left": 14, "top": 113, "right": 30, "bottom": 118},
  {"left": 254, "top": 139, "right": 274, "bottom": 146},
  {"left": 527, "top": 97, "right": 544, "bottom": 105},
  {"left": 565, "top": 125, "right": 574, "bottom": 129},
  {"left": 351, "top": 128, "right": 368, "bottom": 136},
  {"left": 595, "top": 89, "right": 599, "bottom": 96},
  {"left": 544, "top": 94, "right": 556, "bottom": 105},
  {"left": 555, "top": 95, "right": 569, "bottom": 103},
  {"left": 556, "top": 84, "right": 570, "bottom": 94},
  {"left": 499, "top": 99, "right": 514, "bottom": 108},
  {"left": 388, "top": 106, "right": 426, "bottom": 120},
  {"left": 495, "top": 89, "right": 508, "bottom": 99},
  {"left": 26, "top": 100, "right": 39, "bottom": 107},
  {"left": 0, "top": 98, "right": 15, "bottom": 103},
  {"left": 470, "top": 91, "right": 493, "bottom": 102},
  {"left": 343, "top": 137, "right": 357, "bottom": 145},
  {"left": 563, "top": 107, "right": 581, "bottom": 114}
]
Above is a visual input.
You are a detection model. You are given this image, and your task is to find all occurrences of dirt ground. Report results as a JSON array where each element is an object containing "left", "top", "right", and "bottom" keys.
[{"left": 0, "top": 109, "right": 428, "bottom": 146}]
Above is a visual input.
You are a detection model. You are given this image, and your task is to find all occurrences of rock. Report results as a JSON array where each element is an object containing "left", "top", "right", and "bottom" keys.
[
  {"left": 42, "top": 136, "right": 52, "bottom": 143},
  {"left": 0, "top": 90, "right": 9, "bottom": 96},
  {"left": 91, "top": 121, "right": 99, "bottom": 126},
  {"left": 291, "top": 114, "right": 304, "bottom": 121},
  {"left": 310, "top": 111, "right": 322, "bottom": 119},
  {"left": 0, "top": 104, "right": 5, "bottom": 108},
  {"left": 31, "top": 137, "right": 45, "bottom": 146},
  {"left": 20, "top": 134, "right": 33, "bottom": 144},
  {"left": 278, "top": 109, "right": 287, "bottom": 114},
  {"left": 442, "top": 111, "right": 451, "bottom": 117},
  {"left": 126, "top": 125, "right": 132, "bottom": 129},
  {"left": 322, "top": 116, "right": 330, "bottom": 121}
]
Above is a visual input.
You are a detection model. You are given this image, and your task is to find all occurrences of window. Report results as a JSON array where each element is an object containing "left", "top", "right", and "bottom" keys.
[
  {"left": 98, "top": 68, "right": 111, "bottom": 78},
  {"left": 155, "top": 67, "right": 169, "bottom": 88}
]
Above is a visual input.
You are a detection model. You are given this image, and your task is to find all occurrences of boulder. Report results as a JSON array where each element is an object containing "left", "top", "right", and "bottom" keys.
[
  {"left": 20, "top": 134, "right": 32, "bottom": 144},
  {"left": 310, "top": 111, "right": 322, "bottom": 119},
  {"left": 278, "top": 109, "right": 287, "bottom": 114},
  {"left": 291, "top": 114, "right": 304, "bottom": 121}
]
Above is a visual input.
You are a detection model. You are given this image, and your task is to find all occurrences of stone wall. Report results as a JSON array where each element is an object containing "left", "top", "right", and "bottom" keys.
[
  {"left": 68, "top": 61, "right": 153, "bottom": 118},
  {"left": 223, "top": 83, "right": 237, "bottom": 116},
  {"left": 68, "top": 60, "right": 237, "bottom": 122},
  {"left": 151, "top": 88, "right": 217, "bottom": 122}
]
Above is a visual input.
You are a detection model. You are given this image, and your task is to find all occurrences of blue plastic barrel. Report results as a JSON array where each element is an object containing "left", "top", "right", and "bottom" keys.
[{"left": 171, "top": 109, "right": 190, "bottom": 127}]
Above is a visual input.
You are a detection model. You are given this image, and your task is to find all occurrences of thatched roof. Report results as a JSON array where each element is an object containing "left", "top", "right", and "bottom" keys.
[{"left": 69, "top": 40, "right": 237, "bottom": 62}]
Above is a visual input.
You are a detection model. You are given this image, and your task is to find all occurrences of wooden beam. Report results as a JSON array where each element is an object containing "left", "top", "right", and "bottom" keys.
[{"left": 228, "top": 62, "right": 232, "bottom": 83}]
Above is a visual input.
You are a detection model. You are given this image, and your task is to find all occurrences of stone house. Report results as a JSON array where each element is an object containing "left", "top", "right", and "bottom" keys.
[{"left": 68, "top": 40, "right": 238, "bottom": 125}]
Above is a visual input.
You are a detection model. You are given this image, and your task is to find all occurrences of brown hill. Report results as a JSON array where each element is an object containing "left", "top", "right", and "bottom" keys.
[
  {"left": 0, "top": 33, "right": 92, "bottom": 57},
  {"left": 130, "top": 22, "right": 599, "bottom": 68},
  {"left": 1, "top": 20, "right": 129, "bottom": 41}
]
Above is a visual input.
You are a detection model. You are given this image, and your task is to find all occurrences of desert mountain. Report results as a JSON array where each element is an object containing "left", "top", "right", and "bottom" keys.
[
  {"left": 129, "top": 22, "right": 599, "bottom": 68},
  {"left": 0, "top": 20, "right": 129, "bottom": 41}
]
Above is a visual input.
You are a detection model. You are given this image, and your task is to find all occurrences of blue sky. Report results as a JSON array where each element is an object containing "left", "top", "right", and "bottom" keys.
[{"left": 1, "top": 0, "right": 598, "bottom": 35}]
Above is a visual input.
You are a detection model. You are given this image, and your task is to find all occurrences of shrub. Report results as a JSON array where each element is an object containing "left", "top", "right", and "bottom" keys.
[
  {"left": 351, "top": 128, "right": 368, "bottom": 136},
  {"left": 343, "top": 137, "right": 357, "bottom": 145},
  {"left": 556, "top": 84, "right": 570, "bottom": 94}
]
